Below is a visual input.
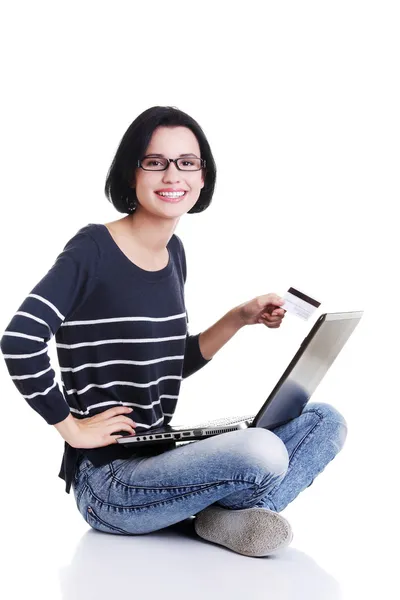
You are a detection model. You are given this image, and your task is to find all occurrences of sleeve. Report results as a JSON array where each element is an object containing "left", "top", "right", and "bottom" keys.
[
  {"left": 0, "top": 227, "right": 100, "bottom": 425},
  {"left": 174, "top": 234, "right": 212, "bottom": 379},
  {"left": 182, "top": 323, "right": 210, "bottom": 379}
]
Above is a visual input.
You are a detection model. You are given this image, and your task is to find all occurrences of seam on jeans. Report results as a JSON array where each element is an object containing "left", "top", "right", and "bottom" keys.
[
  {"left": 285, "top": 408, "right": 347, "bottom": 463},
  {"left": 263, "top": 410, "right": 347, "bottom": 510},
  {"left": 262, "top": 412, "right": 324, "bottom": 505},
  {"left": 306, "top": 407, "right": 347, "bottom": 430},
  {"left": 85, "top": 478, "right": 259, "bottom": 511},
  {"left": 288, "top": 410, "right": 323, "bottom": 460},
  {"left": 86, "top": 504, "right": 131, "bottom": 534},
  {"left": 108, "top": 470, "right": 259, "bottom": 491},
  {"left": 75, "top": 459, "right": 94, "bottom": 484},
  {"left": 241, "top": 468, "right": 288, "bottom": 508},
  {"left": 109, "top": 476, "right": 219, "bottom": 491},
  {"left": 76, "top": 482, "right": 88, "bottom": 506},
  {"left": 108, "top": 457, "right": 147, "bottom": 482},
  {"left": 264, "top": 496, "right": 278, "bottom": 511},
  {"left": 75, "top": 463, "right": 89, "bottom": 484}
]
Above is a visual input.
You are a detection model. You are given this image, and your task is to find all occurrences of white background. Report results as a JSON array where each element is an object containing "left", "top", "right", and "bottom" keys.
[{"left": 0, "top": 1, "right": 399, "bottom": 599}]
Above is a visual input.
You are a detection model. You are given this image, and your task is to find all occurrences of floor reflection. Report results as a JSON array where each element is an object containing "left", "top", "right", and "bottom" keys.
[{"left": 59, "top": 518, "right": 342, "bottom": 600}]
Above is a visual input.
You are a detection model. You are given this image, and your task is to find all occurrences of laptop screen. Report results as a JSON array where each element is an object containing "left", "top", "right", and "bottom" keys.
[{"left": 253, "top": 311, "right": 363, "bottom": 429}]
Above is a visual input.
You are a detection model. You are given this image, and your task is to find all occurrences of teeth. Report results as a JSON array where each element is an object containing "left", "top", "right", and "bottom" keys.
[{"left": 157, "top": 191, "right": 185, "bottom": 197}]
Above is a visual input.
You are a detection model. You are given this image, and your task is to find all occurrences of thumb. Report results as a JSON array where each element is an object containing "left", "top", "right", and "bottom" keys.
[{"left": 263, "top": 293, "right": 285, "bottom": 306}]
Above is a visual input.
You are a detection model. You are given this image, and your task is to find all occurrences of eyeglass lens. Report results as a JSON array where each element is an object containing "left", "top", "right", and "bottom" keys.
[{"left": 141, "top": 157, "right": 202, "bottom": 171}]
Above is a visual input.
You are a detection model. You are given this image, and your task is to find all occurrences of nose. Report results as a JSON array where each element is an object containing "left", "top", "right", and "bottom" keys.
[{"left": 162, "top": 161, "right": 181, "bottom": 182}]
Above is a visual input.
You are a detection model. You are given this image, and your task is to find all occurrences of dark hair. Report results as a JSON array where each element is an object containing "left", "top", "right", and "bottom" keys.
[{"left": 105, "top": 106, "right": 217, "bottom": 215}]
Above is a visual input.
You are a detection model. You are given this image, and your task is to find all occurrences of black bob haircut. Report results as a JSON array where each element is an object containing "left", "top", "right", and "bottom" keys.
[{"left": 105, "top": 106, "right": 217, "bottom": 215}]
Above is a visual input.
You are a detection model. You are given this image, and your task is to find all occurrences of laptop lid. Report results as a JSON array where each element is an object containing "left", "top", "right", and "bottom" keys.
[{"left": 251, "top": 311, "right": 363, "bottom": 430}]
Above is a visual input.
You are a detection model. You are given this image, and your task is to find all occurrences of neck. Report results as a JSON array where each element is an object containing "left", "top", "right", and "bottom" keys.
[{"left": 122, "top": 207, "right": 179, "bottom": 253}]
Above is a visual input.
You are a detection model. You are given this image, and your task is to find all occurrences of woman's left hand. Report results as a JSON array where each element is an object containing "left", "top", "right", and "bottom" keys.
[{"left": 236, "top": 293, "right": 286, "bottom": 328}]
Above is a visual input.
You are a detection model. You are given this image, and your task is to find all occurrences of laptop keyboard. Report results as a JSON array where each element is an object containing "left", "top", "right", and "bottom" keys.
[{"left": 193, "top": 415, "right": 255, "bottom": 428}]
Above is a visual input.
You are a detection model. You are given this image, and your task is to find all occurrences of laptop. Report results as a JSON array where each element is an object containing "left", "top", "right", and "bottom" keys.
[{"left": 117, "top": 311, "right": 363, "bottom": 448}]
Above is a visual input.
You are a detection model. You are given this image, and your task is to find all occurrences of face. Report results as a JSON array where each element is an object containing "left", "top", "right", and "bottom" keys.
[{"left": 132, "top": 126, "right": 205, "bottom": 219}]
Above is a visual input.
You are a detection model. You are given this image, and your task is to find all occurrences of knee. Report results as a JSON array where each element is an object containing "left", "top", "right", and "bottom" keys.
[
  {"left": 306, "top": 402, "right": 348, "bottom": 451},
  {"left": 238, "top": 428, "right": 289, "bottom": 477},
  {"left": 307, "top": 402, "right": 347, "bottom": 427}
]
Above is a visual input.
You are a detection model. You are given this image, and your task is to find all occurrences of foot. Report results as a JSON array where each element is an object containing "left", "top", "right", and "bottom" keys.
[{"left": 194, "top": 506, "right": 293, "bottom": 557}]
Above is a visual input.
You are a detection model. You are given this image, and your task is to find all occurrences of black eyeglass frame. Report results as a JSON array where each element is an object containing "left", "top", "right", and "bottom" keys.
[{"left": 137, "top": 156, "right": 206, "bottom": 171}]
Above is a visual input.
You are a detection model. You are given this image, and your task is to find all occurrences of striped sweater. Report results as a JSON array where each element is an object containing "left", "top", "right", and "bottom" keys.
[{"left": 0, "top": 223, "right": 211, "bottom": 492}]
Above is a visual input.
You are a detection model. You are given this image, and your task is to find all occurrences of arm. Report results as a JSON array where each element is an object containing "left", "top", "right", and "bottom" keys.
[
  {"left": 198, "top": 306, "right": 243, "bottom": 360},
  {"left": 1, "top": 229, "right": 136, "bottom": 450},
  {"left": 181, "top": 307, "right": 243, "bottom": 378},
  {"left": 182, "top": 297, "right": 285, "bottom": 378},
  {"left": 197, "top": 295, "right": 286, "bottom": 360},
  {"left": 53, "top": 413, "right": 81, "bottom": 442},
  {"left": 0, "top": 228, "right": 99, "bottom": 426}
]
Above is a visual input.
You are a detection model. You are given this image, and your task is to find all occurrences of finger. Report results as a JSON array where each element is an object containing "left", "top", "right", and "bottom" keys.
[
  {"left": 259, "top": 316, "right": 282, "bottom": 325},
  {"left": 263, "top": 293, "right": 283, "bottom": 303},
  {"left": 105, "top": 421, "right": 136, "bottom": 433},
  {"left": 107, "top": 433, "right": 134, "bottom": 445},
  {"left": 107, "top": 429, "right": 136, "bottom": 443},
  {"left": 261, "top": 314, "right": 282, "bottom": 323},
  {"left": 271, "top": 309, "right": 285, "bottom": 316},
  {"left": 267, "top": 294, "right": 285, "bottom": 306},
  {"left": 258, "top": 294, "right": 284, "bottom": 310},
  {"left": 264, "top": 304, "right": 284, "bottom": 316},
  {"left": 93, "top": 406, "right": 134, "bottom": 422},
  {"left": 107, "top": 415, "right": 137, "bottom": 427},
  {"left": 110, "top": 434, "right": 133, "bottom": 444},
  {"left": 263, "top": 311, "right": 282, "bottom": 319},
  {"left": 110, "top": 436, "right": 124, "bottom": 444}
]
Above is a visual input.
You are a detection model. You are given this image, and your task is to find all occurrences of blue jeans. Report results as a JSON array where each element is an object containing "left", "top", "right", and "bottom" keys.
[{"left": 72, "top": 402, "right": 347, "bottom": 535}]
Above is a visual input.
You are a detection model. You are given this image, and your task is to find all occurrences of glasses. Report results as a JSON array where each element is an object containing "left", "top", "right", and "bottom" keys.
[{"left": 137, "top": 156, "right": 206, "bottom": 171}]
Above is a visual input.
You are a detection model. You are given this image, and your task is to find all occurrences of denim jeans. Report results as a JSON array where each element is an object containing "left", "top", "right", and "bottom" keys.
[{"left": 72, "top": 402, "right": 347, "bottom": 535}]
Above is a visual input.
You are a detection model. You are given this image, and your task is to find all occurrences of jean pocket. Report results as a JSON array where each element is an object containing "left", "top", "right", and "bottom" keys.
[{"left": 86, "top": 505, "right": 131, "bottom": 535}]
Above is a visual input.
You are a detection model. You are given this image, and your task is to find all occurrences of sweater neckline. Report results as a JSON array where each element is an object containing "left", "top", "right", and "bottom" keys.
[{"left": 91, "top": 223, "right": 174, "bottom": 282}]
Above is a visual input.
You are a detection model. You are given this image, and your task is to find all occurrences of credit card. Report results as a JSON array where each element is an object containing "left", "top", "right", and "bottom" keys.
[{"left": 282, "top": 287, "right": 321, "bottom": 321}]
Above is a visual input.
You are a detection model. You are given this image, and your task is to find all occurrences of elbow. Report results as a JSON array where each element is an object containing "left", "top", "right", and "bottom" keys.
[
  {"left": 181, "top": 364, "right": 200, "bottom": 379},
  {"left": 0, "top": 331, "right": 10, "bottom": 355},
  {"left": 1, "top": 329, "right": 29, "bottom": 356}
]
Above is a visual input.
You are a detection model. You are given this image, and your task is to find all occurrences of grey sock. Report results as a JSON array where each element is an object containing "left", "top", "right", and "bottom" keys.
[{"left": 194, "top": 506, "right": 293, "bottom": 557}]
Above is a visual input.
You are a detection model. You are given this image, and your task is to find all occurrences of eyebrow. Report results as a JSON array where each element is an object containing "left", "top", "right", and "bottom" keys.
[{"left": 144, "top": 153, "right": 199, "bottom": 158}]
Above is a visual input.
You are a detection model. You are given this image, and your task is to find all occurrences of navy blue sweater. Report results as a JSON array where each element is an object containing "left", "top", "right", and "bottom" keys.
[{"left": 0, "top": 223, "right": 211, "bottom": 492}]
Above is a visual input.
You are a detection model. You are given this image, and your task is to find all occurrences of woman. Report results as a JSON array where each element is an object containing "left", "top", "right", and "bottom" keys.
[{"left": 0, "top": 106, "right": 347, "bottom": 557}]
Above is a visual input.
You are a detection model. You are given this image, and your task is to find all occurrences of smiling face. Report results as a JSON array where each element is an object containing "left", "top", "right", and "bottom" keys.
[{"left": 132, "top": 126, "right": 205, "bottom": 219}]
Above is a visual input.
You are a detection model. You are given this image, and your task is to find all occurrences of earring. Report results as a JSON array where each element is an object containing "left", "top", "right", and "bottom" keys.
[
  {"left": 127, "top": 192, "right": 137, "bottom": 212},
  {"left": 127, "top": 185, "right": 137, "bottom": 213}
]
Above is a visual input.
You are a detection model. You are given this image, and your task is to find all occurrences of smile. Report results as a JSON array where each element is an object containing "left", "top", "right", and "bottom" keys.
[{"left": 155, "top": 191, "right": 187, "bottom": 202}]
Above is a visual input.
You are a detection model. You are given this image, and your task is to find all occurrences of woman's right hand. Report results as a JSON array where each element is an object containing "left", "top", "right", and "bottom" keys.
[{"left": 54, "top": 407, "right": 136, "bottom": 449}]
